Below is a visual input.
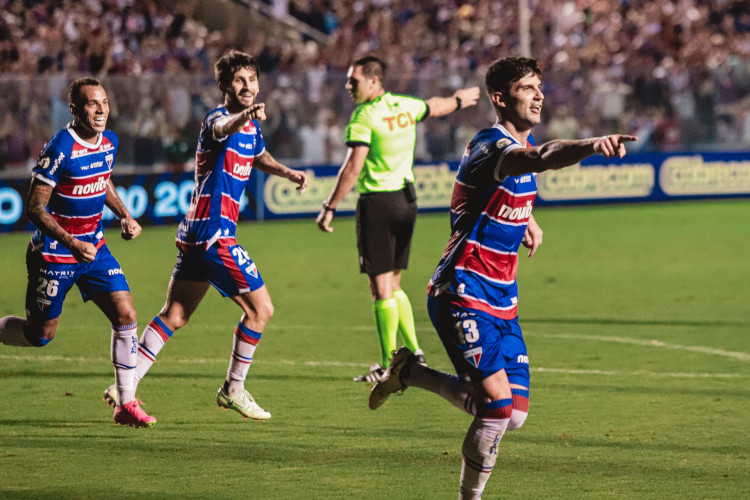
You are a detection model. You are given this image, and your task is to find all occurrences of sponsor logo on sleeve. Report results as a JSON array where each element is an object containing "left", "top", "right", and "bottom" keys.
[
  {"left": 38, "top": 156, "right": 51, "bottom": 169},
  {"left": 50, "top": 152, "right": 65, "bottom": 176},
  {"left": 495, "top": 138, "right": 512, "bottom": 149}
]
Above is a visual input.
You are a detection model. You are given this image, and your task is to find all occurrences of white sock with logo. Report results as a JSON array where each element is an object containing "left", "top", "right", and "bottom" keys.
[
  {"left": 226, "top": 323, "right": 261, "bottom": 395},
  {"left": 459, "top": 416, "right": 509, "bottom": 500},
  {"left": 111, "top": 323, "right": 138, "bottom": 406}
]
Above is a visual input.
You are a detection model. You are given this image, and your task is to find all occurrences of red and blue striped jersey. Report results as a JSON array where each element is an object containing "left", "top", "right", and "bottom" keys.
[
  {"left": 29, "top": 125, "right": 117, "bottom": 263},
  {"left": 428, "top": 123, "right": 536, "bottom": 320},
  {"left": 176, "top": 107, "right": 266, "bottom": 250}
]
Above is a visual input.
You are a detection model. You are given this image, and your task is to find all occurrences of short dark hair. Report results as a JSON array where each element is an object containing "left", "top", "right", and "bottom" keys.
[
  {"left": 214, "top": 50, "right": 260, "bottom": 88},
  {"left": 485, "top": 57, "right": 542, "bottom": 95},
  {"left": 68, "top": 77, "right": 102, "bottom": 106},
  {"left": 353, "top": 55, "right": 386, "bottom": 80}
]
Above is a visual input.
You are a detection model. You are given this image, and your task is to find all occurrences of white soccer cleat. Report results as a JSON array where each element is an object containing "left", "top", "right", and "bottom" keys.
[
  {"left": 368, "top": 347, "right": 415, "bottom": 410},
  {"left": 353, "top": 363, "right": 386, "bottom": 383},
  {"left": 103, "top": 384, "right": 118, "bottom": 407},
  {"left": 216, "top": 387, "right": 271, "bottom": 421}
]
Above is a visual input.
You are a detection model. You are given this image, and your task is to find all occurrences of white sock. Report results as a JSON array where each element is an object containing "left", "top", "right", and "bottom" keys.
[
  {"left": 0, "top": 316, "right": 32, "bottom": 347},
  {"left": 111, "top": 323, "right": 138, "bottom": 406},
  {"left": 459, "top": 416, "right": 510, "bottom": 500},
  {"left": 226, "top": 322, "right": 261, "bottom": 394},
  {"left": 404, "top": 364, "right": 478, "bottom": 416},
  {"left": 134, "top": 317, "right": 174, "bottom": 390}
]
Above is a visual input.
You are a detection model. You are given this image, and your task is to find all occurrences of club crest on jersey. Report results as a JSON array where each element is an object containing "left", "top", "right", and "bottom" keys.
[
  {"left": 36, "top": 297, "right": 51, "bottom": 312},
  {"left": 106, "top": 153, "right": 114, "bottom": 169},
  {"left": 246, "top": 263, "right": 258, "bottom": 278},
  {"left": 38, "top": 156, "right": 51, "bottom": 169},
  {"left": 463, "top": 347, "right": 482, "bottom": 368}
]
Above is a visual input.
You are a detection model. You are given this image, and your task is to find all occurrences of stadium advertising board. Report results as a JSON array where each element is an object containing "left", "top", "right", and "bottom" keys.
[
  {"left": 534, "top": 151, "right": 750, "bottom": 206},
  {"left": 0, "top": 171, "right": 260, "bottom": 233},
  {"left": 1, "top": 152, "right": 748, "bottom": 232}
]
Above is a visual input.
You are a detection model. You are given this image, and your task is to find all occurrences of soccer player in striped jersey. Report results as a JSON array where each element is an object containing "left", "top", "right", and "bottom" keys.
[
  {"left": 369, "top": 57, "right": 637, "bottom": 499},
  {"left": 316, "top": 55, "right": 480, "bottom": 383},
  {"left": 0, "top": 77, "right": 155, "bottom": 428},
  {"left": 102, "top": 50, "right": 307, "bottom": 421}
]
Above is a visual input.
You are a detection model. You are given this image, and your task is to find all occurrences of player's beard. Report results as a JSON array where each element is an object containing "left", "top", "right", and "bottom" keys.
[{"left": 238, "top": 92, "right": 256, "bottom": 108}]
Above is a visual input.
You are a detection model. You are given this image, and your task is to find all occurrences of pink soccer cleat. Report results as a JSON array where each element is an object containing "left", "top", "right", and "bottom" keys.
[{"left": 113, "top": 400, "right": 156, "bottom": 428}]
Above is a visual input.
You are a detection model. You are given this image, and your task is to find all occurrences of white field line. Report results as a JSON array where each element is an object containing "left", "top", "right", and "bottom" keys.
[
  {"left": 531, "top": 332, "right": 750, "bottom": 362},
  {"left": 0, "top": 352, "right": 742, "bottom": 379},
  {"left": 533, "top": 368, "right": 742, "bottom": 378},
  {"left": 0, "top": 360, "right": 745, "bottom": 380},
  {"left": 1, "top": 327, "right": 747, "bottom": 379}
]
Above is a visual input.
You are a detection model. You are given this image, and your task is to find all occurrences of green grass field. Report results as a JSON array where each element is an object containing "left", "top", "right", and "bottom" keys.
[{"left": 1, "top": 200, "right": 749, "bottom": 499}]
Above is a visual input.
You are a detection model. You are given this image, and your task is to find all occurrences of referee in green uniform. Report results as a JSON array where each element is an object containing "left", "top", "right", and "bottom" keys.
[{"left": 317, "top": 55, "right": 479, "bottom": 382}]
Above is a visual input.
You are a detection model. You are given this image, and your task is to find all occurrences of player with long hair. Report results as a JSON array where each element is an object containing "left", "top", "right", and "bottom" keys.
[{"left": 102, "top": 50, "right": 308, "bottom": 421}]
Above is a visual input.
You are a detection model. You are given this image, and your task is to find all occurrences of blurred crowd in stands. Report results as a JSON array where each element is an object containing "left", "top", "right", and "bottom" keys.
[{"left": 1, "top": 0, "right": 749, "bottom": 173}]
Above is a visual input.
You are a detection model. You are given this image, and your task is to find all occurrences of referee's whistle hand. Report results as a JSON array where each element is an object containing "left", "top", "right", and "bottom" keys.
[{"left": 316, "top": 209, "right": 334, "bottom": 232}]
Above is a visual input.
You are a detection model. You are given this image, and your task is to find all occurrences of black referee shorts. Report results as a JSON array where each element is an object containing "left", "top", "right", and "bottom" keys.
[{"left": 356, "top": 188, "right": 418, "bottom": 275}]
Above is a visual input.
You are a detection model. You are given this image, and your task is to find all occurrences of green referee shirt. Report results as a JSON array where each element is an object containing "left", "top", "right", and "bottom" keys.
[{"left": 345, "top": 92, "right": 429, "bottom": 194}]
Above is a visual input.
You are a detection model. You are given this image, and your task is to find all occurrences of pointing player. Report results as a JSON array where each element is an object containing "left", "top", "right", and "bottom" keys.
[
  {"left": 317, "top": 55, "right": 480, "bottom": 383},
  {"left": 0, "top": 77, "right": 155, "bottom": 428},
  {"left": 103, "top": 50, "right": 308, "bottom": 421},
  {"left": 369, "top": 57, "right": 636, "bottom": 499}
]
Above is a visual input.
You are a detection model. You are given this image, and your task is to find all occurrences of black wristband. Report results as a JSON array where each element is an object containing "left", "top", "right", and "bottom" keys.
[
  {"left": 455, "top": 96, "right": 462, "bottom": 109},
  {"left": 322, "top": 201, "right": 336, "bottom": 213}
]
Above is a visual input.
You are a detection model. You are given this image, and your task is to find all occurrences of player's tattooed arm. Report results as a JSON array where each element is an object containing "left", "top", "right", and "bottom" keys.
[
  {"left": 104, "top": 179, "right": 141, "bottom": 240},
  {"left": 501, "top": 134, "right": 638, "bottom": 177},
  {"left": 26, "top": 181, "right": 97, "bottom": 262},
  {"left": 254, "top": 150, "right": 308, "bottom": 193}
]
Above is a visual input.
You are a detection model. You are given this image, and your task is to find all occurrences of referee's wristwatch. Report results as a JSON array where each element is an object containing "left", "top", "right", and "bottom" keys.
[{"left": 322, "top": 201, "right": 336, "bottom": 213}]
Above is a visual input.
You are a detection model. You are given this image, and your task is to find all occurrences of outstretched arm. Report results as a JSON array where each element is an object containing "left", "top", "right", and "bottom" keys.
[
  {"left": 500, "top": 134, "right": 638, "bottom": 178},
  {"left": 213, "top": 104, "right": 266, "bottom": 139},
  {"left": 254, "top": 150, "right": 308, "bottom": 192},
  {"left": 105, "top": 179, "right": 141, "bottom": 240},
  {"left": 425, "top": 86, "right": 481, "bottom": 117},
  {"left": 316, "top": 145, "right": 368, "bottom": 232},
  {"left": 27, "top": 181, "right": 98, "bottom": 262}
]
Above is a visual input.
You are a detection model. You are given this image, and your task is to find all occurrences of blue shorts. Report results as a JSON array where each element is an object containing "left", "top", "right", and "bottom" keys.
[
  {"left": 427, "top": 293, "right": 530, "bottom": 388},
  {"left": 25, "top": 245, "right": 130, "bottom": 322},
  {"left": 172, "top": 240, "right": 264, "bottom": 297}
]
